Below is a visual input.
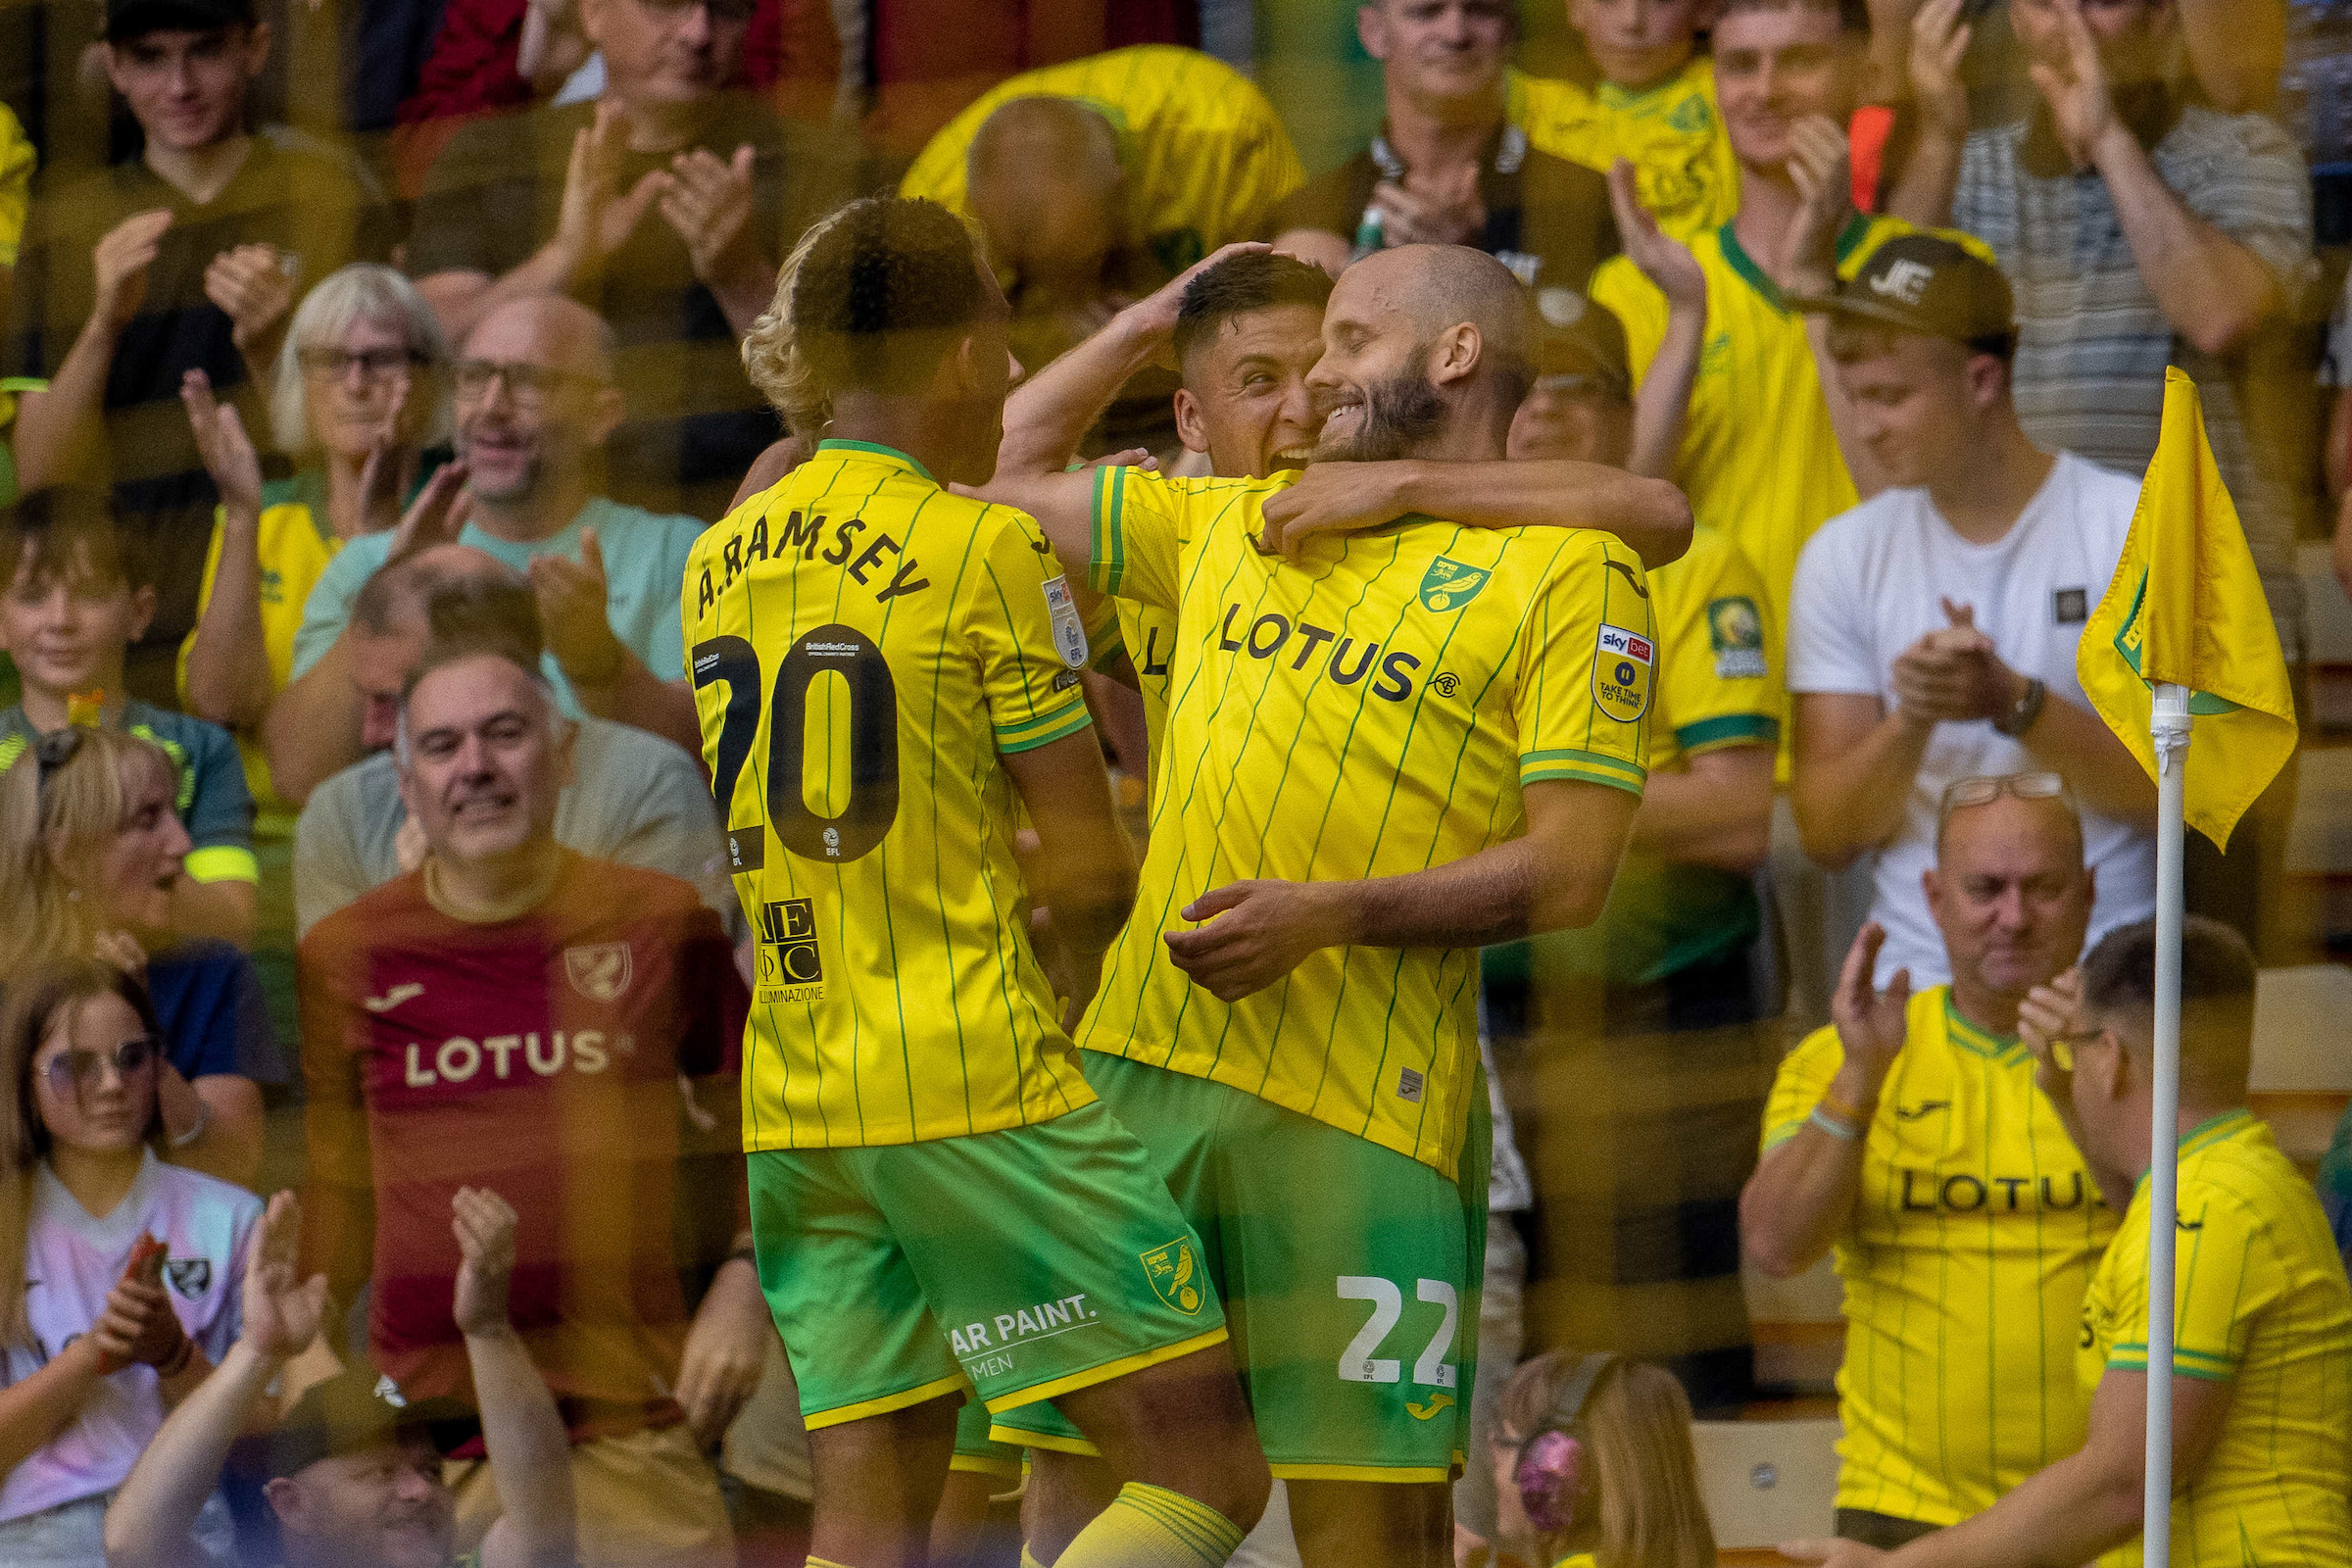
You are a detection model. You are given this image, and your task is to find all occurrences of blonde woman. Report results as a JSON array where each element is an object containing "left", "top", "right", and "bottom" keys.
[
  {"left": 0, "top": 728, "right": 285, "bottom": 1188},
  {"left": 1491, "top": 1350, "right": 1716, "bottom": 1568}
]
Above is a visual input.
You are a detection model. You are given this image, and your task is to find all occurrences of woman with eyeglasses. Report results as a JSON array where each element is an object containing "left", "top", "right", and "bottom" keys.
[
  {"left": 0, "top": 958, "right": 260, "bottom": 1567},
  {"left": 175, "top": 263, "right": 452, "bottom": 808},
  {"left": 0, "top": 728, "right": 285, "bottom": 1190}
]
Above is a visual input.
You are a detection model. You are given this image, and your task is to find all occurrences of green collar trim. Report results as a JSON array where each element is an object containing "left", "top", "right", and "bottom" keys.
[
  {"left": 817, "top": 438, "right": 936, "bottom": 484},
  {"left": 1717, "top": 214, "right": 1877, "bottom": 314},
  {"left": 1944, "top": 992, "right": 2024, "bottom": 1062},
  {"left": 2177, "top": 1107, "right": 2256, "bottom": 1160}
]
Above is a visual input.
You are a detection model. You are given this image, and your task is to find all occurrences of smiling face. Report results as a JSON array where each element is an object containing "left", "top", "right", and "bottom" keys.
[
  {"left": 81, "top": 749, "right": 192, "bottom": 933},
  {"left": 1307, "top": 258, "right": 1450, "bottom": 464},
  {"left": 1174, "top": 303, "right": 1329, "bottom": 478},
  {"left": 1925, "top": 794, "right": 2094, "bottom": 1004},
  {"left": 271, "top": 1438, "right": 455, "bottom": 1568},
  {"left": 454, "top": 301, "right": 618, "bottom": 508},
  {"left": 1568, "top": 0, "right": 1705, "bottom": 89},
  {"left": 396, "top": 654, "right": 570, "bottom": 868},
  {"left": 104, "top": 24, "right": 268, "bottom": 151},
  {"left": 31, "top": 991, "right": 159, "bottom": 1157},
  {"left": 1711, "top": 4, "right": 1855, "bottom": 172},
  {"left": 1830, "top": 329, "right": 1989, "bottom": 491},
  {"left": 1360, "top": 0, "right": 1515, "bottom": 112},
  {"left": 0, "top": 546, "right": 153, "bottom": 706}
]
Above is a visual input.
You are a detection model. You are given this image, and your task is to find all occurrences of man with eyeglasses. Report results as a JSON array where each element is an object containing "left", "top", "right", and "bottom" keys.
[
  {"left": 1788, "top": 234, "right": 2157, "bottom": 994},
  {"left": 266, "top": 293, "right": 707, "bottom": 798},
  {"left": 1741, "top": 775, "right": 2117, "bottom": 1549},
  {"left": 404, "top": 0, "right": 854, "bottom": 524}
]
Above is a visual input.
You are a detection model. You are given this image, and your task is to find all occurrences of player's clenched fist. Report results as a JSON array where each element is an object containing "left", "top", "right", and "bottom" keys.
[{"left": 1165, "top": 878, "right": 1353, "bottom": 1002}]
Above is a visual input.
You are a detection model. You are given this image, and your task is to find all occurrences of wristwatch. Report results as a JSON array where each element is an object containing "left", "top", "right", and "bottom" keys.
[{"left": 1993, "top": 675, "right": 2046, "bottom": 738}]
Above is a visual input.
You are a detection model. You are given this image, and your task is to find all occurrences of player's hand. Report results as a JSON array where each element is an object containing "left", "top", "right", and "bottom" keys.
[
  {"left": 554, "top": 99, "right": 668, "bottom": 271},
  {"left": 2027, "top": 0, "right": 2117, "bottom": 172},
  {"left": 241, "top": 1191, "right": 330, "bottom": 1365},
  {"left": 529, "top": 526, "right": 628, "bottom": 688},
  {"left": 2018, "top": 964, "right": 2084, "bottom": 1105},
  {"left": 1370, "top": 162, "right": 1485, "bottom": 248},
  {"left": 1780, "top": 1540, "right": 1888, "bottom": 1566},
  {"left": 205, "top": 243, "right": 297, "bottom": 353},
  {"left": 386, "top": 460, "right": 473, "bottom": 563},
  {"left": 676, "top": 1257, "right": 772, "bottom": 1447},
  {"left": 181, "top": 369, "right": 266, "bottom": 523},
  {"left": 660, "top": 144, "right": 762, "bottom": 291},
  {"left": 1256, "top": 462, "right": 1409, "bottom": 562},
  {"left": 1164, "top": 879, "right": 1350, "bottom": 1003},
  {"left": 1127, "top": 241, "right": 1275, "bottom": 355},
  {"left": 1909, "top": 0, "right": 1975, "bottom": 140},
  {"left": 93, "top": 209, "right": 174, "bottom": 329},
  {"left": 1777, "top": 116, "right": 1855, "bottom": 295},
  {"left": 1607, "top": 159, "right": 1706, "bottom": 317},
  {"left": 452, "top": 1186, "right": 519, "bottom": 1340},
  {"left": 1829, "top": 921, "right": 1909, "bottom": 1102}
]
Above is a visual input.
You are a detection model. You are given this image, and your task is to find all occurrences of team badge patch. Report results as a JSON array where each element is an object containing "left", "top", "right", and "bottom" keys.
[
  {"left": 1043, "top": 575, "right": 1090, "bottom": 669},
  {"left": 564, "top": 942, "right": 633, "bottom": 1004},
  {"left": 164, "top": 1258, "right": 211, "bottom": 1299},
  {"left": 1593, "top": 623, "right": 1653, "bottom": 722},
  {"left": 1418, "top": 557, "right": 1491, "bottom": 612},
  {"left": 1140, "top": 1238, "right": 1206, "bottom": 1315},
  {"left": 1705, "top": 596, "right": 1767, "bottom": 678}
]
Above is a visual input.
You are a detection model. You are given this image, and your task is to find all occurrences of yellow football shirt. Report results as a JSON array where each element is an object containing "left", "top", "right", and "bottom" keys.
[
  {"left": 0, "top": 102, "right": 36, "bottom": 452},
  {"left": 898, "top": 45, "right": 1305, "bottom": 279},
  {"left": 1511, "top": 56, "right": 1740, "bottom": 242},
  {"left": 2082, "top": 1110, "right": 2352, "bottom": 1568},
  {"left": 175, "top": 475, "right": 344, "bottom": 814},
  {"left": 1762, "top": 987, "right": 2118, "bottom": 1527},
  {"left": 685, "top": 439, "right": 1101, "bottom": 1152},
  {"left": 1082, "top": 466, "right": 1652, "bottom": 1180}
]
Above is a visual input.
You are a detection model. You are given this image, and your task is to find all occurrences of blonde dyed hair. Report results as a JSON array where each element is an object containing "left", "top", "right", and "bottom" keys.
[
  {"left": 741, "top": 218, "right": 839, "bottom": 441},
  {"left": 1498, "top": 1350, "right": 1717, "bottom": 1568},
  {"left": 0, "top": 727, "right": 179, "bottom": 974}
]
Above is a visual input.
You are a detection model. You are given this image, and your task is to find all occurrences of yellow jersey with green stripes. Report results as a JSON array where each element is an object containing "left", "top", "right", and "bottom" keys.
[
  {"left": 2082, "top": 1111, "right": 2352, "bottom": 1568},
  {"left": 898, "top": 45, "right": 1304, "bottom": 279},
  {"left": 1083, "top": 466, "right": 1652, "bottom": 1180},
  {"left": 1512, "top": 57, "right": 1740, "bottom": 242},
  {"left": 684, "top": 439, "right": 1101, "bottom": 1152},
  {"left": 1762, "top": 987, "right": 2117, "bottom": 1527}
]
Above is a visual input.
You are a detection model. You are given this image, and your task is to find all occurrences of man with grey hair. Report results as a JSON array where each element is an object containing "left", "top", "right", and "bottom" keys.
[
  {"left": 299, "top": 640, "right": 762, "bottom": 1568},
  {"left": 265, "top": 293, "right": 705, "bottom": 803}
]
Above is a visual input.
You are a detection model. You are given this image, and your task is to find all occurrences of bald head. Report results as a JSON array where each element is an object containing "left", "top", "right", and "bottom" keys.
[
  {"left": 352, "top": 544, "right": 515, "bottom": 638},
  {"left": 464, "top": 293, "right": 617, "bottom": 384},
  {"left": 965, "top": 97, "right": 1125, "bottom": 292},
  {"left": 1358, "top": 245, "right": 1535, "bottom": 376},
  {"left": 349, "top": 544, "right": 545, "bottom": 754},
  {"left": 1309, "top": 244, "right": 1536, "bottom": 463}
]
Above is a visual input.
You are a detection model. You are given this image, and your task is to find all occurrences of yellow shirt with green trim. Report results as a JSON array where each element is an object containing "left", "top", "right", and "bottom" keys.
[
  {"left": 1082, "top": 466, "right": 1652, "bottom": 1180},
  {"left": 2081, "top": 1110, "right": 2352, "bottom": 1568},
  {"left": 1511, "top": 56, "right": 1740, "bottom": 242},
  {"left": 0, "top": 699, "right": 257, "bottom": 885},
  {"left": 683, "top": 439, "right": 1102, "bottom": 1152},
  {"left": 175, "top": 472, "right": 345, "bottom": 816},
  {"left": 898, "top": 45, "right": 1305, "bottom": 279},
  {"left": 1762, "top": 986, "right": 2117, "bottom": 1527},
  {"left": 0, "top": 102, "right": 35, "bottom": 455}
]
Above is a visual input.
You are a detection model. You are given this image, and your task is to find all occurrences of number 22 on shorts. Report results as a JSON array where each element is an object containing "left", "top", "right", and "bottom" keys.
[{"left": 1336, "top": 1276, "right": 1458, "bottom": 1387}]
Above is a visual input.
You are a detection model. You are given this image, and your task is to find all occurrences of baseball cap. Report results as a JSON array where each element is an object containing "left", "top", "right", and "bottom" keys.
[
  {"left": 1793, "top": 233, "right": 2014, "bottom": 348},
  {"left": 1529, "top": 288, "right": 1631, "bottom": 400},
  {"left": 104, "top": 0, "right": 255, "bottom": 41},
  {"left": 265, "top": 1366, "right": 478, "bottom": 1480}
]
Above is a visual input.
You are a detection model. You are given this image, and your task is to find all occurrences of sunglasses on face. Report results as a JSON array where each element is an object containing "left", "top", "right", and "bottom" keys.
[{"left": 40, "top": 1036, "right": 159, "bottom": 1099}]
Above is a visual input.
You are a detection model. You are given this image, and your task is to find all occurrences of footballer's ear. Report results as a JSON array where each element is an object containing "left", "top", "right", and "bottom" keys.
[{"left": 1172, "top": 388, "right": 1210, "bottom": 455}]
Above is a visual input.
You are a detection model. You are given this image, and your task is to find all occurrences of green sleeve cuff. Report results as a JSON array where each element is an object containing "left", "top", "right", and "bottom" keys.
[
  {"left": 995, "top": 702, "right": 1095, "bottom": 754},
  {"left": 184, "top": 845, "right": 260, "bottom": 885},
  {"left": 1091, "top": 466, "right": 1125, "bottom": 596},
  {"left": 1521, "top": 748, "right": 1646, "bottom": 795},
  {"left": 1676, "top": 712, "right": 1780, "bottom": 755}
]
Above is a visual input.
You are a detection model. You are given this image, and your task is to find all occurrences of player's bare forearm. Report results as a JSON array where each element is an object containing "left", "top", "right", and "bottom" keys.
[
  {"left": 1792, "top": 693, "right": 1931, "bottom": 870},
  {"left": 1001, "top": 728, "right": 1138, "bottom": 958},
  {"left": 1391, "top": 459, "right": 1692, "bottom": 569},
  {"left": 999, "top": 305, "right": 1165, "bottom": 479}
]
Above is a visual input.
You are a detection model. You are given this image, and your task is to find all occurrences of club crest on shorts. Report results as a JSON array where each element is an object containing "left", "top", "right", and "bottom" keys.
[
  {"left": 164, "top": 1258, "right": 211, "bottom": 1299},
  {"left": 1043, "top": 575, "right": 1091, "bottom": 669},
  {"left": 1418, "top": 557, "right": 1491, "bottom": 612},
  {"left": 1593, "top": 622, "right": 1653, "bottom": 722},
  {"left": 1140, "top": 1238, "right": 1205, "bottom": 1315},
  {"left": 564, "top": 942, "right": 633, "bottom": 1004}
]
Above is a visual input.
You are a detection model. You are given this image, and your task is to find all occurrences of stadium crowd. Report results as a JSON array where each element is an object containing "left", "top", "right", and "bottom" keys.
[{"left": 0, "top": 0, "right": 2349, "bottom": 1565}]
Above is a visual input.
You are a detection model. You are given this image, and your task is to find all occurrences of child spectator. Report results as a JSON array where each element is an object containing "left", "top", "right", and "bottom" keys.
[
  {"left": 1490, "top": 1349, "right": 1717, "bottom": 1568},
  {"left": 0, "top": 958, "right": 262, "bottom": 1568},
  {"left": 0, "top": 724, "right": 286, "bottom": 1188},
  {"left": 0, "top": 490, "right": 256, "bottom": 946}
]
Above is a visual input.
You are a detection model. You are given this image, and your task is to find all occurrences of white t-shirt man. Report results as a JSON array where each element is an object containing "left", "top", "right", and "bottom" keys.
[
  {"left": 0, "top": 1151, "right": 260, "bottom": 1524},
  {"left": 1788, "top": 450, "right": 2157, "bottom": 987}
]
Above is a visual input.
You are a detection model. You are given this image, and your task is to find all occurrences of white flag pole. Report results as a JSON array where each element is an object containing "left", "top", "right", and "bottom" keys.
[{"left": 2143, "top": 681, "right": 2191, "bottom": 1568}]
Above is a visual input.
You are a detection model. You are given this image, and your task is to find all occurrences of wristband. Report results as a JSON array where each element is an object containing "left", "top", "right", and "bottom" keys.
[
  {"left": 170, "top": 1097, "right": 213, "bottom": 1150},
  {"left": 1819, "top": 1089, "right": 1876, "bottom": 1126},
  {"left": 1809, "top": 1106, "right": 1863, "bottom": 1142}
]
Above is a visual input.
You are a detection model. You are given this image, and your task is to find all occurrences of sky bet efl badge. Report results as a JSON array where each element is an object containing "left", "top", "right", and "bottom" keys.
[
  {"left": 1043, "top": 575, "right": 1090, "bottom": 669},
  {"left": 1594, "top": 622, "right": 1652, "bottom": 722},
  {"left": 1418, "top": 557, "right": 1491, "bottom": 612}
]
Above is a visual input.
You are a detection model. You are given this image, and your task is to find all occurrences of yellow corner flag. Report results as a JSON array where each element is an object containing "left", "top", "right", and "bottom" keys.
[{"left": 2080, "top": 368, "right": 2297, "bottom": 851}]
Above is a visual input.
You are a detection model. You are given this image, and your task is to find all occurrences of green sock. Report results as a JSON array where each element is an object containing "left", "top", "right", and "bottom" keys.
[{"left": 1053, "top": 1482, "right": 1247, "bottom": 1568}]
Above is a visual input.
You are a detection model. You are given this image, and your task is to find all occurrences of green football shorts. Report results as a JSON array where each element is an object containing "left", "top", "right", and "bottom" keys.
[
  {"left": 991, "top": 1053, "right": 1491, "bottom": 1483},
  {"left": 748, "top": 1100, "right": 1229, "bottom": 1434}
]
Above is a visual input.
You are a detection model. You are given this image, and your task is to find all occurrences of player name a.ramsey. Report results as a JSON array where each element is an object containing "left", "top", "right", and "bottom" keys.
[{"left": 695, "top": 509, "right": 932, "bottom": 615}]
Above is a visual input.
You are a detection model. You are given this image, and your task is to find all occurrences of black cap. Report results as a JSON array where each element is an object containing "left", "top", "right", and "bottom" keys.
[
  {"left": 104, "top": 0, "right": 254, "bottom": 40},
  {"left": 1529, "top": 288, "right": 1631, "bottom": 399},
  {"left": 266, "top": 1366, "right": 479, "bottom": 1480},
  {"left": 1794, "top": 233, "right": 2014, "bottom": 347}
]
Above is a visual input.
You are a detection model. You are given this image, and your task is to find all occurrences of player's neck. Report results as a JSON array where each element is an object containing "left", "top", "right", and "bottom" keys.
[
  {"left": 422, "top": 841, "right": 566, "bottom": 924},
  {"left": 46, "top": 1143, "right": 146, "bottom": 1222},
  {"left": 2125, "top": 1100, "right": 2244, "bottom": 1181},
  {"left": 1383, "top": 85, "right": 1502, "bottom": 172},
  {"left": 826, "top": 399, "right": 961, "bottom": 487},
  {"left": 142, "top": 129, "right": 253, "bottom": 205},
  {"left": 1926, "top": 420, "right": 2055, "bottom": 545}
]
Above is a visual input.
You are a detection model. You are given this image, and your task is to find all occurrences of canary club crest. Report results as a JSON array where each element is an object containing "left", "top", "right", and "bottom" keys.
[
  {"left": 1593, "top": 622, "right": 1653, "bottom": 722},
  {"left": 564, "top": 942, "right": 633, "bottom": 1004},
  {"left": 1140, "top": 1238, "right": 1205, "bottom": 1316},
  {"left": 1418, "top": 557, "right": 1491, "bottom": 612}
]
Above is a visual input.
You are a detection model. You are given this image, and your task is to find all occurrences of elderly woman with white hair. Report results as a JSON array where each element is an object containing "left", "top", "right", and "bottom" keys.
[{"left": 174, "top": 263, "right": 451, "bottom": 803}]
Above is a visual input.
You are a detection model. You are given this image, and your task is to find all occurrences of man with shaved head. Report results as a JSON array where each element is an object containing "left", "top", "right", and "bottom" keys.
[
  {"left": 265, "top": 293, "right": 708, "bottom": 801},
  {"left": 983, "top": 241, "right": 1676, "bottom": 1567}
]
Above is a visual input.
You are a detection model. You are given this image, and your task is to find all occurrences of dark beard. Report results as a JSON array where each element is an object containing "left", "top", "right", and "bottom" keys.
[{"left": 1311, "top": 369, "right": 1447, "bottom": 464}]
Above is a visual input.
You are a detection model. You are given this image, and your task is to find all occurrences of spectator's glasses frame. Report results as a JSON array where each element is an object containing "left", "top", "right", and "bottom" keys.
[
  {"left": 1936, "top": 770, "right": 2070, "bottom": 831},
  {"left": 39, "top": 1036, "right": 160, "bottom": 1100},
  {"left": 298, "top": 347, "right": 427, "bottom": 383},
  {"left": 636, "top": 0, "right": 759, "bottom": 23},
  {"left": 452, "top": 360, "right": 609, "bottom": 408}
]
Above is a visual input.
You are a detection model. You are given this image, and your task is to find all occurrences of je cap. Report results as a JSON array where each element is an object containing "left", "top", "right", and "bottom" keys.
[
  {"left": 265, "top": 1366, "right": 478, "bottom": 1480},
  {"left": 105, "top": 0, "right": 255, "bottom": 40},
  {"left": 1793, "top": 233, "right": 2014, "bottom": 348},
  {"left": 1529, "top": 288, "right": 1631, "bottom": 400}
]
